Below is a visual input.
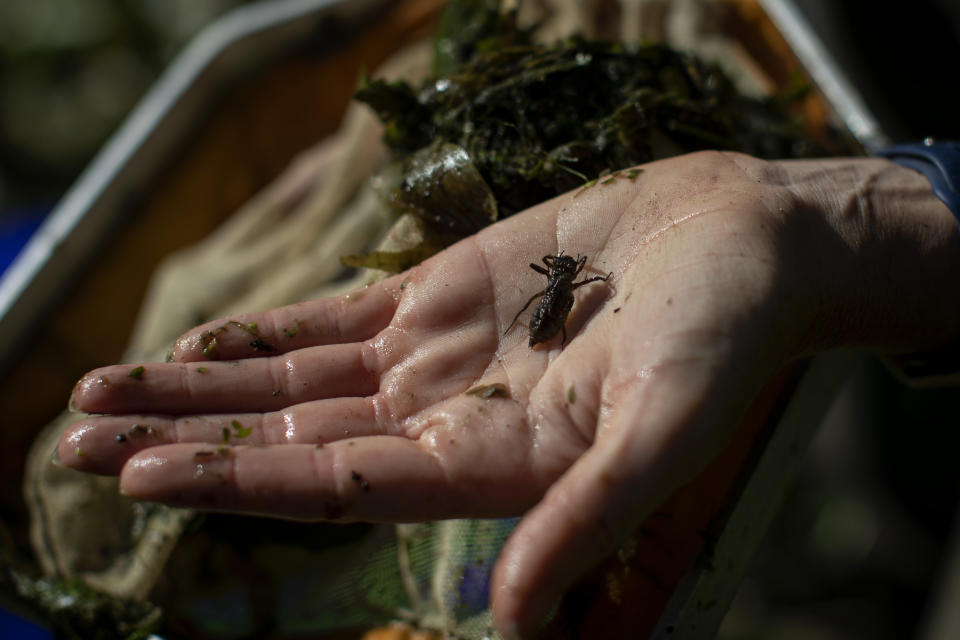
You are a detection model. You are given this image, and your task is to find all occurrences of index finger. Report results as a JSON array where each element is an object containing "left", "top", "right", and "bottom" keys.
[{"left": 171, "top": 274, "right": 404, "bottom": 362}]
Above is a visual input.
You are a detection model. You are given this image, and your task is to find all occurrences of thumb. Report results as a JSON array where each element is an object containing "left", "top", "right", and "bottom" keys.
[{"left": 490, "top": 359, "right": 754, "bottom": 638}]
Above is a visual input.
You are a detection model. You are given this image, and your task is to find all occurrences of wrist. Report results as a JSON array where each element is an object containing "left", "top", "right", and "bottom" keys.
[{"left": 775, "top": 156, "right": 960, "bottom": 354}]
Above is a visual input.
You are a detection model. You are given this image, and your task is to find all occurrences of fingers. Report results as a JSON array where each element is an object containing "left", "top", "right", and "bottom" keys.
[
  {"left": 116, "top": 438, "right": 493, "bottom": 522},
  {"left": 64, "top": 385, "right": 545, "bottom": 523},
  {"left": 170, "top": 275, "right": 403, "bottom": 362},
  {"left": 59, "top": 396, "right": 380, "bottom": 475},
  {"left": 70, "top": 342, "right": 378, "bottom": 415}
]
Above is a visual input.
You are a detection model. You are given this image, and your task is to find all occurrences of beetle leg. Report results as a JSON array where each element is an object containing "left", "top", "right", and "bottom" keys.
[
  {"left": 571, "top": 272, "right": 612, "bottom": 290},
  {"left": 530, "top": 263, "right": 550, "bottom": 276},
  {"left": 504, "top": 291, "right": 545, "bottom": 336},
  {"left": 575, "top": 255, "right": 587, "bottom": 276}
]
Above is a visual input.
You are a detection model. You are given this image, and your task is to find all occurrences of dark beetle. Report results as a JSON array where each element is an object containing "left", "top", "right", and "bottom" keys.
[{"left": 505, "top": 253, "right": 612, "bottom": 347}]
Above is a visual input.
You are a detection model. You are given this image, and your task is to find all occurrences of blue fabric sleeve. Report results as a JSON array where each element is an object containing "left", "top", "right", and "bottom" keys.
[{"left": 877, "top": 140, "right": 960, "bottom": 228}]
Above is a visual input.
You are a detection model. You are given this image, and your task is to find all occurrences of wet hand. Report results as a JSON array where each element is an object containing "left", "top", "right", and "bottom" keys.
[{"left": 60, "top": 151, "right": 960, "bottom": 638}]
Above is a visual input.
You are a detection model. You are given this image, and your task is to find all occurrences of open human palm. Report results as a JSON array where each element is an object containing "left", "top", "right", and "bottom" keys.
[{"left": 63, "top": 150, "right": 957, "bottom": 637}]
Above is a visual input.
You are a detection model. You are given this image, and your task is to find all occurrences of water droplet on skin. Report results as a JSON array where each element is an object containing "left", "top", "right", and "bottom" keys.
[
  {"left": 282, "top": 411, "right": 297, "bottom": 442},
  {"left": 194, "top": 464, "right": 205, "bottom": 479}
]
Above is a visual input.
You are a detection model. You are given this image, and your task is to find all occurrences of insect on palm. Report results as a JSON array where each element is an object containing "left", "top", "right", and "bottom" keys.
[{"left": 504, "top": 253, "right": 612, "bottom": 347}]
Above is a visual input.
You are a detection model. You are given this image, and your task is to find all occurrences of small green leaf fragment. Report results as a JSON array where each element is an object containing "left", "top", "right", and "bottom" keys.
[
  {"left": 465, "top": 382, "right": 510, "bottom": 399},
  {"left": 128, "top": 366, "right": 145, "bottom": 380},
  {"left": 199, "top": 331, "right": 219, "bottom": 359},
  {"left": 574, "top": 178, "right": 598, "bottom": 197},
  {"left": 567, "top": 385, "right": 576, "bottom": 404},
  {"left": 341, "top": 247, "right": 433, "bottom": 274},
  {"left": 231, "top": 420, "right": 253, "bottom": 439},
  {"left": 246, "top": 322, "right": 258, "bottom": 333},
  {"left": 74, "top": 447, "right": 84, "bottom": 457},
  {"left": 625, "top": 168, "right": 643, "bottom": 181},
  {"left": 221, "top": 428, "right": 230, "bottom": 445},
  {"left": 196, "top": 367, "right": 209, "bottom": 374}
]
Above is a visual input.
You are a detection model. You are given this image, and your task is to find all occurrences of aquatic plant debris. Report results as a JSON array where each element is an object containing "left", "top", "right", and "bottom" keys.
[
  {"left": 351, "top": 470, "right": 371, "bottom": 492},
  {"left": 249, "top": 337, "right": 275, "bottom": 352},
  {"left": 7, "top": 571, "right": 162, "bottom": 639},
  {"left": 465, "top": 382, "right": 510, "bottom": 399},
  {"left": 351, "top": 26, "right": 809, "bottom": 271},
  {"left": 198, "top": 320, "right": 275, "bottom": 358},
  {"left": 231, "top": 420, "right": 253, "bottom": 439}
]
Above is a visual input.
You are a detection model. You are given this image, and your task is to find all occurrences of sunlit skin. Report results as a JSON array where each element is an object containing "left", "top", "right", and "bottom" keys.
[{"left": 60, "top": 152, "right": 960, "bottom": 638}]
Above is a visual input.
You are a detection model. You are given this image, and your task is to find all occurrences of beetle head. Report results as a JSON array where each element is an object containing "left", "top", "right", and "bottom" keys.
[{"left": 551, "top": 253, "right": 580, "bottom": 276}]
